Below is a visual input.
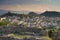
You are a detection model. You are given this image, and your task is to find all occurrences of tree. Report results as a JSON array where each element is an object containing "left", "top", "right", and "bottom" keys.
[{"left": 48, "top": 29, "right": 57, "bottom": 38}]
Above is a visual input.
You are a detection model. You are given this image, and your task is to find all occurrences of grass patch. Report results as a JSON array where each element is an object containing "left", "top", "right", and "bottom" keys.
[
  {"left": 7, "top": 34, "right": 31, "bottom": 39},
  {"left": 40, "top": 36, "right": 52, "bottom": 40}
]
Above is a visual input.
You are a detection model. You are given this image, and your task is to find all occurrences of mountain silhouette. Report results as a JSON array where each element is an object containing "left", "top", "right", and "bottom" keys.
[
  {"left": 40, "top": 11, "right": 60, "bottom": 17},
  {"left": 1, "top": 11, "right": 60, "bottom": 17},
  {"left": 0, "top": 11, "right": 27, "bottom": 18}
]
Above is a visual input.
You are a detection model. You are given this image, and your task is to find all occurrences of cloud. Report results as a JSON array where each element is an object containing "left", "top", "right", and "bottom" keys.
[
  {"left": 0, "top": 4, "right": 60, "bottom": 12},
  {"left": 0, "top": 0, "right": 60, "bottom": 12},
  {"left": 0, "top": 5, "right": 50, "bottom": 12}
]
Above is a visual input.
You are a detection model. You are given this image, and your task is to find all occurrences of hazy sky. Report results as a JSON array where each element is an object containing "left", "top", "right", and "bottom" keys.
[{"left": 0, "top": 0, "right": 60, "bottom": 12}]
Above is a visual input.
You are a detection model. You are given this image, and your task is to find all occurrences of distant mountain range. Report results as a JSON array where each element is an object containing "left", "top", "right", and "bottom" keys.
[
  {"left": 0, "top": 10, "right": 60, "bottom": 17},
  {"left": 0, "top": 10, "right": 40, "bottom": 15},
  {"left": 0, "top": 11, "right": 39, "bottom": 17},
  {"left": 0, "top": 10, "right": 30, "bottom": 15},
  {"left": 40, "top": 11, "right": 60, "bottom": 17}
]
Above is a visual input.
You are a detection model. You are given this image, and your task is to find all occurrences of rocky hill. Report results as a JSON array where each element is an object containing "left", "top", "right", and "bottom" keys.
[{"left": 40, "top": 11, "right": 60, "bottom": 17}]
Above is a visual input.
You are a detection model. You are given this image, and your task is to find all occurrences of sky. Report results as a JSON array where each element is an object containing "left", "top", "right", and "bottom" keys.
[{"left": 0, "top": 0, "right": 60, "bottom": 12}]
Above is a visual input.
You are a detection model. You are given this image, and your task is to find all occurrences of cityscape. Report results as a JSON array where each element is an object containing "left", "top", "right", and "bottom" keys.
[
  {"left": 0, "top": 0, "right": 60, "bottom": 40},
  {"left": 0, "top": 11, "right": 60, "bottom": 40}
]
